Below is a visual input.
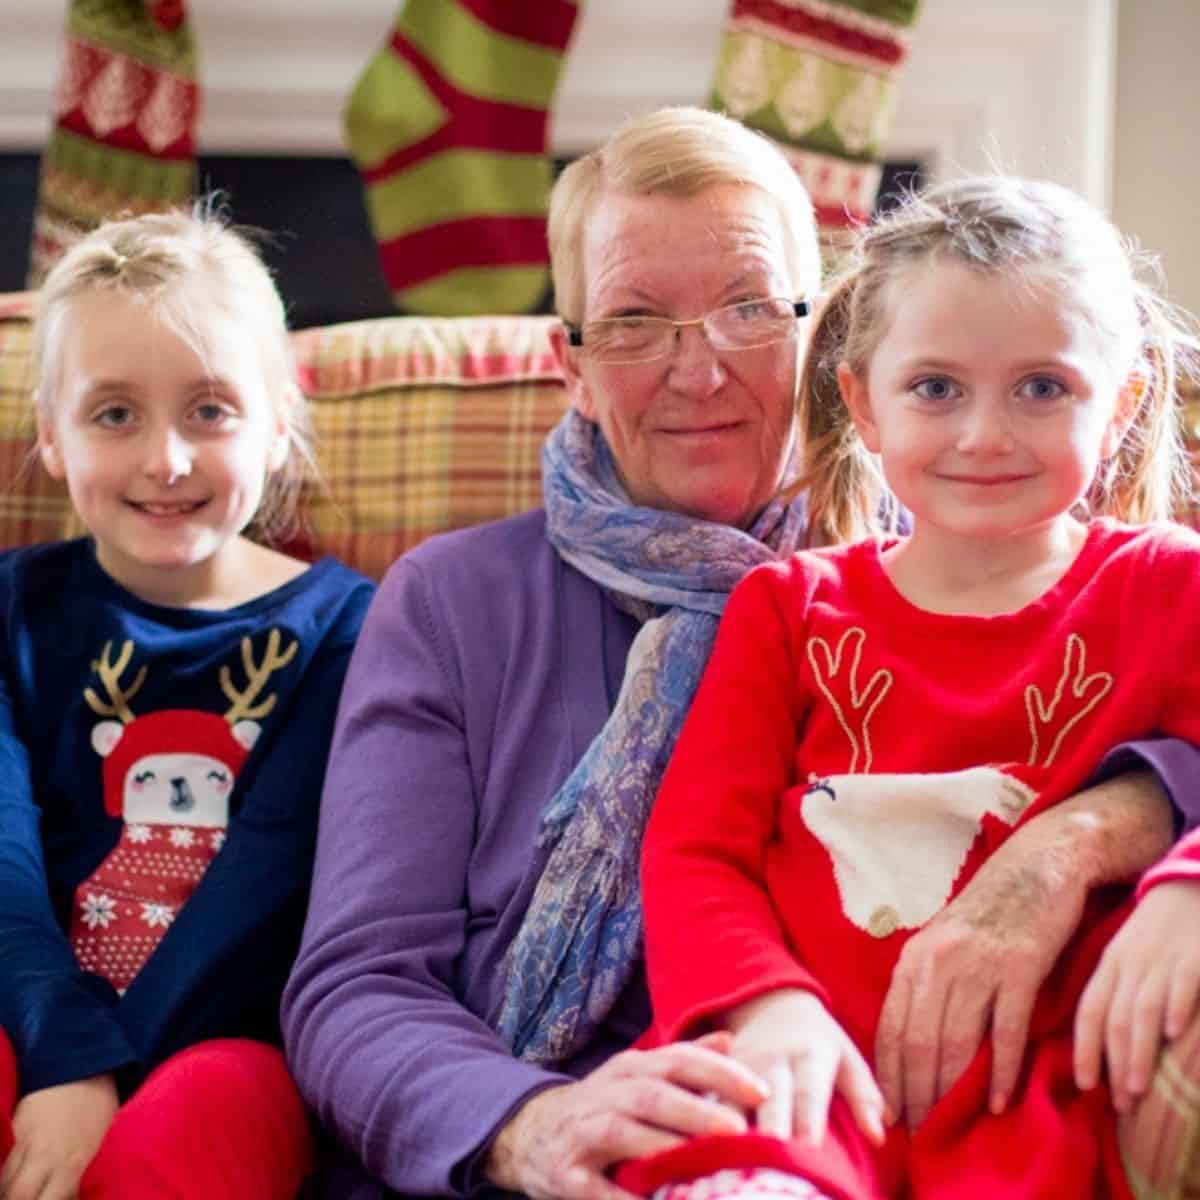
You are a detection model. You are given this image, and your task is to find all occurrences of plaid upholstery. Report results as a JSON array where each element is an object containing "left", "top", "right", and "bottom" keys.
[
  {"left": 1120, "top": 1019, "right": 1200, "bottom": 1200},
  {"left": 0, "top": 294, "right": 567, "bottom": 581}
]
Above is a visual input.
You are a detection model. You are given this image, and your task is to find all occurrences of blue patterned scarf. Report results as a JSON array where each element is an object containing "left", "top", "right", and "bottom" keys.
[{"left": 495, "top": 408, "right": 809, "bottom": 1065}]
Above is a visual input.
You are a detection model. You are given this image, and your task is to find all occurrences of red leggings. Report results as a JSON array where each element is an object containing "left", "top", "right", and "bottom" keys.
[{"left": 0, "top": 1032, "right": 314, "bottom": 1199}]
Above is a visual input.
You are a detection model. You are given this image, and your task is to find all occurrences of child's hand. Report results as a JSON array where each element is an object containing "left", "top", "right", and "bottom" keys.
[
  {"left": 0, "top": 1073, "right": 118, "bottom": 1200},
  {"left": 1075, "top": 880, "right": 1200, "bottom": 1111},
  {"left": 725, "top": 988, "right": 886, "bottom": 1146}
]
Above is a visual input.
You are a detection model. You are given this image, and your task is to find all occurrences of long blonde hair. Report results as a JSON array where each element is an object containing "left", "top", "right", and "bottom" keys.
[
  {"left": 795, "top": 175, "right": 1197, "bottom": 545},
  {"left": 32, "top": 201, "right": 314, "bottom": 543}
]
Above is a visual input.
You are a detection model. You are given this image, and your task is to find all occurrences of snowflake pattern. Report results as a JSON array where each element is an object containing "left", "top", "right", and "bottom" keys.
[
  {"left": 79, "top": 892, "right": 117, "bottom": 930},
  {"left": 169, "top": 827, "right": 196, "bottom": 848},
  {"left": 209, "top": 829, "right": 226, "bottom": 852},
  {"left": 126, "top": 824, "right": 153, "bottom": 844},
  {"left": 139, "top": 902, "right": 174, "bottom": 929}
]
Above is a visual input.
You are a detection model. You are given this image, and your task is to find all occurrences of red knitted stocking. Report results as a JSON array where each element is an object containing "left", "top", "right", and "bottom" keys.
[{"left": 344, "top": 0, "right": 579, "bottom": 315}]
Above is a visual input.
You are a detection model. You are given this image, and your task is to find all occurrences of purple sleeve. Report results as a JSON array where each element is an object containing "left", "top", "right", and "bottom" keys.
[
  {"left": 280, "top": 556, "right": 569, "bottom": 1197},
  {"left": 1089, "top": 737, "right": 1200, "bottom": 835}
]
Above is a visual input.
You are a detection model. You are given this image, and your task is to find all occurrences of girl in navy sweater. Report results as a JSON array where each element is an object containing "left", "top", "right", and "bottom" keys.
[{"left": 0, "top": 207, "right": 373, "bottom": 1199}]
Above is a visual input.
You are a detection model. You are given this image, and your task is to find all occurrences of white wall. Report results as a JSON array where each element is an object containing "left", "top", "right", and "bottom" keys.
[
  {"left": 1112, "top": 0, "right": 1200, "bottom": 317},
  {"left": 0, "top": 0, "right": 1114, "bottom": 199}
]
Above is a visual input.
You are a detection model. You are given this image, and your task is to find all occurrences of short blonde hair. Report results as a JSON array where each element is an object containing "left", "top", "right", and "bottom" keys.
[
  {"left": 796, "top": 175, "right": 1198, "bottom": 543},
  {"left": 33, "top": 202, "right": 313, "bottom": 543},
  {"left": 548, "top": 106, "right": 821, "bottom": 324}
]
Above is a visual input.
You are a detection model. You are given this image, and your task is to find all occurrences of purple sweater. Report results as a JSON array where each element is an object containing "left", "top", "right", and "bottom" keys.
[
  {"left": 281, "top": 509, "right": 1198, "bottom": 1199},
  {"left": 281, "top": 511, "right": 644, "bottom": 1197}
]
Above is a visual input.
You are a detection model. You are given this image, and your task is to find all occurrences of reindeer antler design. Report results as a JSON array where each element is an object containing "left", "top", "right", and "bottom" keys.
[
  {"left": 220, "top": 629, "right": 299, "bottom": 724},
  {"left": 1025, "top": 633, "right": 1113, "bottom": 768},
  {"left": 806, "top": 628, "right": 893, "bottom": 772},
  {"left": 84, "top": 640, "right": 147, "bottom": 724}
]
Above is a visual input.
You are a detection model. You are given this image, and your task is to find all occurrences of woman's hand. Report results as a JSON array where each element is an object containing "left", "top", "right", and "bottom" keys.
[
  {"left": 875, "top": 770, "right": 1172, "bottom": 1130},
  {"left": 726, "top": 989, "right": 885, "bottom": 1146},
  {"left": 484, "top": 1033, "right": 767, "bottom": 1200},
  {"left": 0, "top": 1074, "right": 118, "bottom": 1200},
  {"left": 874, "top": 849, "right": 1087, "bottom": 1130},
  {"left": 1075, "top": 879, "right": 1200, "bottom": 1111}
]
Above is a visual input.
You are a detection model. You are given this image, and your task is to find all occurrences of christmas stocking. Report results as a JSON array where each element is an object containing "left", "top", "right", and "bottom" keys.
[
  {"left": 344, "top": 0, "right": 579, "bottom": 315},
  {"left": 711, "top": 0, "right": 922, "bottom": 267},
  {"left": 29, "top": 0, "right": 198, "bottom": 287}
]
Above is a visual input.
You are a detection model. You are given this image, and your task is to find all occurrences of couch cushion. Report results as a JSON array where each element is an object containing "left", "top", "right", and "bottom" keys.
[{"left": 0, "top": 295, "right": 567, "bottom": 581}]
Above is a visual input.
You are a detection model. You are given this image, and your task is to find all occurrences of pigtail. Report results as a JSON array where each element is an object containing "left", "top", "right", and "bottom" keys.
[
  {"left": 788, "top": 273, "right": 889, "bottom": 546},
  {"left": 1089, "top": 289, "right": 1198, "bottom": 525}
]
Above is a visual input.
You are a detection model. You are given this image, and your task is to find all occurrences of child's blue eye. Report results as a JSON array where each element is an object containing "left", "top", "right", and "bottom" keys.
[
  {"left": 95, "top": 406, "right": 134, "bottom": 428},
  {"left": 194, "top": 402, "right": 228, "bottom": 424},
  {"left": 913, "top": 377, "right": 959, "bottom": 403},
  {"left": 1020, "top": 376, "right": 1067, "bottom": 402}
]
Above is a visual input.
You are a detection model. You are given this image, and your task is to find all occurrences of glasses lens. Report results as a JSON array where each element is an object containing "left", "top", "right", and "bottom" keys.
[
  {"left": 585, "top": 317, "right": 672, "bottom": 364},
  {"left": 708, "top": 299, "right": 798, "bottom": 350}
]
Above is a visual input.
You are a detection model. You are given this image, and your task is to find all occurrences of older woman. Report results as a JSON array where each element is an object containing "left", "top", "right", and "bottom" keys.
[{"left": 281, "top": 108, "right": 1183, "bottom": 1199}]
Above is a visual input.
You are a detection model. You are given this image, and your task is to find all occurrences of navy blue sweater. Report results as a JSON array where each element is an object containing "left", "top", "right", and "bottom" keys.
[{"left": 0, "top": 539, "right": 373, "bottom": 1096}]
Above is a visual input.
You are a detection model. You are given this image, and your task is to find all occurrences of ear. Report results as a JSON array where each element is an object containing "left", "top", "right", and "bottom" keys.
[
  {"left": 35, "top": 406, "right": 65, "bottom": 479},
  {"left": 837, "top": 363, "right": 880, "bottom": 454},
  {"left": 549, "top": 322, "right": 596, "bottom": 422},
  {"left": 1100, "top": 371, "right": 1146, "bottom": 460},
  {"left": 267, "top": 384, "right": 299, "bottom": 473}
]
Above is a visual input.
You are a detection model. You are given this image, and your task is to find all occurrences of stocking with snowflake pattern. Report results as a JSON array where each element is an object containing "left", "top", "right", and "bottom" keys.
[{"left": 29, "top": 0, "right": 198, "bottom": 287}]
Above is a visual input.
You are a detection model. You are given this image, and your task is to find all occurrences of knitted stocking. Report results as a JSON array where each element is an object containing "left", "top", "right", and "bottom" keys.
[
  {"left": 344, "top": 0, "right": 579, "bottom": 316},
  {"left": 711, "top": 0, "right": 922, "bottom": 263},
  {"left": 29, "top": 0, "right": 198, "bottom": 287}
]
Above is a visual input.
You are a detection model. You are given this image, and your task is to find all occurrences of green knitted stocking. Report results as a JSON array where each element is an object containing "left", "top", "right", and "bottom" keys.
[
  {"left": 344, "top": 0, "right": 579, "bottom": 316},
  {"left": 711, "top": 0, "right": 922, "bottom": 265}
]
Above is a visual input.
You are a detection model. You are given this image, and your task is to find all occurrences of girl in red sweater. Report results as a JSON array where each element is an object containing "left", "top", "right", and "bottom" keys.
[{"left": 623, "top": 176, "right": 1200, "bottom": 1200}]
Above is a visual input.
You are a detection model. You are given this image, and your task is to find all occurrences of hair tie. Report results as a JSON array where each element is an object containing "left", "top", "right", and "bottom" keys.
[{"left": 111, "top": 253, "right": 128, "bottom": 272}]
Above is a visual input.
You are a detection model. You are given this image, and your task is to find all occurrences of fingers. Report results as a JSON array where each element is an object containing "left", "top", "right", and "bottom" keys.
[
  {"left": 1165, "top": 958, "right": 1200, "bottom": 1041},
  {"left": 1074, "top": 963, "right": 1110, "bottom": 1092},
  {"left": 836, "top": 1042, "right": 887, "bottom": 1146},
  {"left": 934, "top": 980, "right": 990, "bottom": 1109},
  {"left": 874, "top": 971, "right": 909, "bottom": 1125},
  {"left": 630, "top": 1043, "right": 766, "bottom": 1116},
  {"left": 792, "top": 1046, "right": 836, "bottom": 1146},
  {"left": 0, "top": 1151, "right": 50, "bottom": 1200},
  {"left": 896, "top": 975, "right": 944, "bottom": 1131},
  {"left": 988, "top": 978, "right": 1036, "bottom": 1114},
  {"left": 755, "top": 1063, "right": 794, "bottom": 1140}
]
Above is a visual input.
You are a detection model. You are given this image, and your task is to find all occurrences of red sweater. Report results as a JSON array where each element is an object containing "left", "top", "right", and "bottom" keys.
[{"left": 643, "top": 519, "right": 1200, "bottom": 1064}]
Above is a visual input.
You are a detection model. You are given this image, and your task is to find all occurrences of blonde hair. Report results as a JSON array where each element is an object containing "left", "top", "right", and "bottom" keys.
[
  {"left": 548, "top": 106, "right": 822, "bottom": 324},
  {"left": 796, "top": 175, "right": 1198, "bottom": 544},
  {"left": 32, "top": 201, "right": 314, "bottom": 543}
]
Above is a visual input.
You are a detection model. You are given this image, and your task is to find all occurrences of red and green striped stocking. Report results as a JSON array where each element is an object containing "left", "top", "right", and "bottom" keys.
[
  {"left": 710, "top": 0, "right": 922, "bottom": 265},
  {"left": 344, "top": 0, "right": 579, "bottom": 316},
  {"left": 29, "top": 0, "right": 198, "bottom": 287}
]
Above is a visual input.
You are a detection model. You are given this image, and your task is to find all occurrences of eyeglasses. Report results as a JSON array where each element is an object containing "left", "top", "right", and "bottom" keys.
[{"left": 565, "top": 297, "right": 810, "bottom": 365}]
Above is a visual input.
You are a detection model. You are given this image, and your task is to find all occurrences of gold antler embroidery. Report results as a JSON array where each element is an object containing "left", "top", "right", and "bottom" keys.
[
  {"left": 220, "top": 629, "right": 299, "bottom": 723},
  {"left": 806, "top": 628, "right": 893, "bottom": 772},
  {"left": 84, "top": 640, "right": 147, "bottom": 724},
  {"left": 1025, "top": 633, "right": 1113, "bottom": 767}
]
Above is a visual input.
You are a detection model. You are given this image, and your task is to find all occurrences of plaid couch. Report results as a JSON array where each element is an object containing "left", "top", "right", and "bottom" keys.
[{"left": 1, "top": 291, "right": 1197, "bottom": 1197}]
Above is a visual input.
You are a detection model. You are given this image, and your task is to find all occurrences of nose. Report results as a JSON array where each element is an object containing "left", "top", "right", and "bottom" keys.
[
  {"left": 143, "top": 424, "right": 194, "bottom": 484},
  {"left": 169, "top": 777, "right": 195, "bottom": 812},
  {"left": 956, "top": 400, "right": 1014, "bottom": 455},
  {"left": 666, "top": 323, "right": 726, "bottom": 398}
]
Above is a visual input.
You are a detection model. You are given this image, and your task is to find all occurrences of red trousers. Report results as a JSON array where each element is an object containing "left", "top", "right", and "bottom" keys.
[{"left": 0, "top": 1032, "right": 314, "bottom": 1199}]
